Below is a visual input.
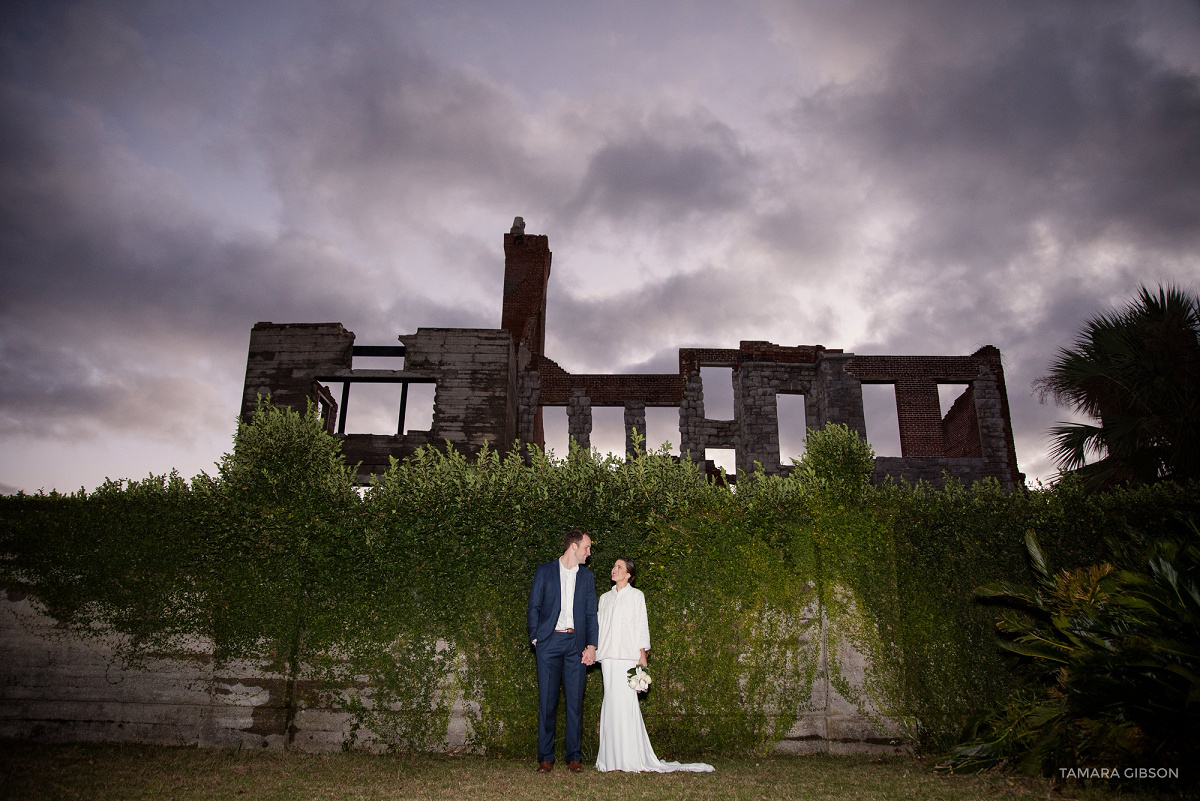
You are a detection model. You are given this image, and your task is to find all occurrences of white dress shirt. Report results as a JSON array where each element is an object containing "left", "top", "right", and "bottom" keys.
[
  {"left": 555, "top": 559, "right": 578, "bottom": 630},
  {"left": 596, "top": 584, "right": 651, "bottom": 661}
]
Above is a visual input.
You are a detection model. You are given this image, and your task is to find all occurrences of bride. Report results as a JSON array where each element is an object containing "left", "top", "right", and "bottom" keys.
[{"left": 594, "top": 558, "right": 714, "bottom": 773}]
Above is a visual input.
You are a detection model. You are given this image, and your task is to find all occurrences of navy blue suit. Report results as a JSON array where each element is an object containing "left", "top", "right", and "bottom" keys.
[{"left": 527, "top": 560, "right": 598, "bottom": 764}]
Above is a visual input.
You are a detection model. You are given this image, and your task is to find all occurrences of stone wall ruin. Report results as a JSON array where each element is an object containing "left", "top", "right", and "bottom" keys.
[{"left": 241, "top": 220, "right": 1022, "bottom": 490}]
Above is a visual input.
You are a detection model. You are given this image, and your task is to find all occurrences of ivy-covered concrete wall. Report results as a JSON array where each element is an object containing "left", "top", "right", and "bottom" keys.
[
  {"left": 0, "top": 591, "right": 900, "bottom": 754},
  {"left": 2, "top": 406, "right": 1191, "bottom": 758}
]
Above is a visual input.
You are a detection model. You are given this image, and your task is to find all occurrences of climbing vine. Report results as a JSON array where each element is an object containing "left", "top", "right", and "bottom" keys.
[{"left": 2, "top": 402, "right": 1195, "bottom": 757}]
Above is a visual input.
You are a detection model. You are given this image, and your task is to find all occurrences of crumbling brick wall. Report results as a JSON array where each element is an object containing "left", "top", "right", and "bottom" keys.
[
  {"left": 399, "top": 328, "right": 516, "bottom": 453},
  {"left": 847, "top": 348, "right": 1020, "bottom": 489},
  {"left": 534, "top": 354, "right": 685, "bottom": 456},
  {"left": 942, "top": 385, "right": 982, "bottom": 458},
  {"left": 240, "top": 222, "right": 1022, "bottom": 491},
  {"left": 500, "top": 224, "right": 551, "bottom": 447},
  {"left": 531, "top": 342, "right": 1019, "bottom": 490}
]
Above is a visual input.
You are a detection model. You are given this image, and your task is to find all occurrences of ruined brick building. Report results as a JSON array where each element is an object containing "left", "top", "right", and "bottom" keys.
[{"left": 241, "top": 220, "right": 1022, "bottom": 490}]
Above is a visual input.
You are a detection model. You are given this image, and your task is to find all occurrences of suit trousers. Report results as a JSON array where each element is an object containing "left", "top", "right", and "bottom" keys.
[{"left": 535, "top": 630, "right": 587, "bottom": 763}]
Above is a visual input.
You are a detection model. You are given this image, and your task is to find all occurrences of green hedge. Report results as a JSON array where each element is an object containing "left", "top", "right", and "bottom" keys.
[{"left": 1, "top": 404, "right": 1196, "bottom": 758}]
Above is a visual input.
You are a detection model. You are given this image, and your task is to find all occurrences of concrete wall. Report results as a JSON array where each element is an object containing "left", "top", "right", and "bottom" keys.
[
  {"left": 241, "top": 322, "right": 354, "bottom": 429},
  {"left": 0, "top": 589, "right": 903, "bottom": 756},
  {"left": 241, "top": 325, "right": 516, "bottom": 478},
  {"left": 402, "top": 328, "right": 517, "bottom": 455}
]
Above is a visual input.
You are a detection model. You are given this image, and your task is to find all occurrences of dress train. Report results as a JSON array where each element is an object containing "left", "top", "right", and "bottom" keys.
[{"left": 594, "top": 658, "right": 715, "bottom": 773}]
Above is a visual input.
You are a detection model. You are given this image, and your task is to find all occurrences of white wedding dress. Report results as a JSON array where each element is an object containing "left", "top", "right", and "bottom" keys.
[
  {"left": 594, "top": 583, "right": 714, "bottom": 773},
  {"left": 595, "top": 658, "right": 715, "bottom": 773}
]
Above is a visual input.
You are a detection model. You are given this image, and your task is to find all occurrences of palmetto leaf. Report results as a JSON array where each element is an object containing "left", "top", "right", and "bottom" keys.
[
  {"left": 1024, "top": 531, "right": 1051, "bottom": 586},
  {"left": 1000, "top": 638, "right": 1071, "bottom": 663},
  {"left": 1046, "top": 423, "right": 1104, "bottom": 471},
  {"left": 947, "top": 525, "right": 1200, "bottom": 777},
  {"left": 977, "top": 581, "right": 1045, "bottom": 615},
  {"left": 1035, "top": 284, "right": 1200, "bottom": 490}
]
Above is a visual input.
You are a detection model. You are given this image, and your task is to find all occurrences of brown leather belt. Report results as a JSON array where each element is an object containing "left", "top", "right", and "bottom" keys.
[{"left": 555, "top": 628, "right": 574, "bottom": 633}]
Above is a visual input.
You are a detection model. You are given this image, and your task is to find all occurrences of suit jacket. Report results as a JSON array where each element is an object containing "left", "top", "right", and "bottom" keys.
[{"left": 527, "top": 560, "right": 599, "bottom": 654}]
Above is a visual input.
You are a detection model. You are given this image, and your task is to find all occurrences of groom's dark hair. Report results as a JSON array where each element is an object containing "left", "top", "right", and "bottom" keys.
[{"left": 562, "top": 528, "right": 588, "bottom": 552}]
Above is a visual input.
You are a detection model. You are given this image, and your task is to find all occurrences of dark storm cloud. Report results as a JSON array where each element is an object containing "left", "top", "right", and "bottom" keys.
[
  {"left": 564, "top": 115, "right": 756, "bottom": 226},
  {"left": 0, "top": 0, "right": 249, "bottom": 135},
  {"left": 0, "top": 323, "right": 228, "bottom": 440},
  {"left": 750, "top": 186, "right": 861, "bottom": 272},
  {"left": 0, "top": 9, "right": 496, "bottom": 443},
  {"left": 246, "top": 11, "right": 558, "bottom": 237},
  {"left": 545, "top": 265, "right": 835, "bottom": 373},
  {"left": 795, "top": 8, "right": 1200, "bottom": 270},
  {"left": 0, "top": 81, "right": 370, "bottom": 334},
  {"left": 770, "top": 3, "right": 1200, "bottom": 362}
]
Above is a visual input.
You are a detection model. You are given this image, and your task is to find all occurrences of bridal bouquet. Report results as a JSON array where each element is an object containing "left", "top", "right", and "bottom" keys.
[{"left": 626, "top": 664, "right": 652, "bottom": 693}]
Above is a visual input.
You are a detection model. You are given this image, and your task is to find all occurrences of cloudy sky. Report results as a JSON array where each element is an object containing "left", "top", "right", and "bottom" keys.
[{"left": 1, "top": 0, "right": 1198, "bottom": 494}]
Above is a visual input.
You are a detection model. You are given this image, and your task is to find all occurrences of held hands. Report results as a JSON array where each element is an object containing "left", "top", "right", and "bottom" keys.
[{"left": 581, "top": 645, "right": 597, "bottom": 666}]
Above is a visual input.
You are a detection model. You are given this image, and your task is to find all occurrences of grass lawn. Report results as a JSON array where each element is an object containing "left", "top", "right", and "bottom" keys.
[{"left": 0, "top": 742, "right": 1171, "bottom": 801}]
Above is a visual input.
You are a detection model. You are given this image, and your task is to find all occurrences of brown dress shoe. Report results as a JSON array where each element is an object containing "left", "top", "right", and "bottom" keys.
[
  {"left": 568, "top": 760, "right": 583, "bottom": 773},
  {"left": 537, "top": 761, "right": 553, "bottom": 773}
]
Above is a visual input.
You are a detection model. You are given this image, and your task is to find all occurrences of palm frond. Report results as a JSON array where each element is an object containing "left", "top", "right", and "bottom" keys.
[{"left": 1033, "top": 283, "right": 1200, "bottom": 489}]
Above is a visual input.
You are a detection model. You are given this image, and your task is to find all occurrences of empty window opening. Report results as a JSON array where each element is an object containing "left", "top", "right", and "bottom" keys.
[
  {"left": 400, "top": 383, "right": 435, "bottom": 432},
  {"left": 642, "top": 407, "right": 681, "bottom": 455},
  {"left": 320, "top": 380, "right": 435, "bottom": 435},
  {"left": 319, "top": 381, "right": 346, "bottom": 431},
  {"left": 699, "top": 367, "right": 735, "bottom": 420},
  {"left": 776, "top": 393, "right": 808, "bottom": 466},
  {"left": 351, "top": 354, "right": 405, "bottom": 371},
  {"left": 313, "top": 383, "right": 338, "bottom": 433},
  {"left": 541, "top": 405, "right": 570, "bottom": 459},
  {"left": 704, "top": 448, "right": 737, "bottom": 478},
  {"left": 861, "top": 383, "right": 902, "bottom": 457},
  {"left": 939, "top": 382, "right": 981, "bottom": 457},
  {"left": 590, "top": 406, "right": 625, "bottom": 460},
  {"left": 938, "top": 383, "right": 971, "bottom": 417},
  {"left": 319, "top": 382, "right": 393, "bottom": 435}
]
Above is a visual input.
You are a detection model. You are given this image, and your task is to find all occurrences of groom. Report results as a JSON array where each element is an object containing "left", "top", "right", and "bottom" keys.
[{"left": 527, "top": 529, "right": 598, "bottom": 773}]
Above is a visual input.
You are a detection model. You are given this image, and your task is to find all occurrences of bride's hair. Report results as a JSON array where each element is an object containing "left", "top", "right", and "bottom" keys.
[{"left": 617, "top": 558, "right": 637, "bottom": 585}]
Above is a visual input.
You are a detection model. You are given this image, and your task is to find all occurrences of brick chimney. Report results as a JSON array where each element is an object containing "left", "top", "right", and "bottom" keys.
[{"left": 501, "top": 217, "right": 552, "bottom": 369}]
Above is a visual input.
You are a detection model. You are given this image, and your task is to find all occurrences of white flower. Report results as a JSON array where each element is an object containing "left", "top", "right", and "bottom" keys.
[{"left": 626, "top": 665, "right": 652, "bottom": 693}]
